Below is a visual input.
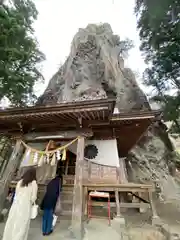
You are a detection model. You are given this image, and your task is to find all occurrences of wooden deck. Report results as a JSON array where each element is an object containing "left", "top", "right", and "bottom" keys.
[
  {"left": 82, "top": 183, "right": 158, "bottom": 221},
  {"left": 9, "top": 181, "right": 158, "bottom": 221}
]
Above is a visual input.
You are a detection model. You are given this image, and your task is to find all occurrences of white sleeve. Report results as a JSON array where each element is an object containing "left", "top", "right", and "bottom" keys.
[
  {"left": 15, "top": 180, "right": 22, "bottom": 194},
  {"left": 31, "top": 180, "right": 38, "bottom": 204}
]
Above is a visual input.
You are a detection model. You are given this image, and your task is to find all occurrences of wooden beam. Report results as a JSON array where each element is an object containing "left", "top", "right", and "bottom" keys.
[
  {"left": 90, "top": 201, "right": 149, "bottom": 209},
  {"left": 24, "top": 129, "right": 93, "bottom": 141},
  {"left": 0, "top": 98, "right": 115, "bottom": 117},
  {"left": 0, "top": 139, "right": 23, "bottom": 211},
  {"left": 83, "top": 183, "right": 153, "bottom": 191},
  {"left": 0, "top": 107, "right": 109, "bottom": 120},
  {"left": 111, "top": 110, "right": 161, "bottom": 121},
  {"left": 71, "top": 136, "right": 85, "bottom": 240}
]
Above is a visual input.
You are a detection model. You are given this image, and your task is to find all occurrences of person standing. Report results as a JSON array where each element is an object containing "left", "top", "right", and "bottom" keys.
[
  {"left": 2, "top": 168, "right": 38, "bottom": 240},
  {"left": 40, "top": 173, "right": 62, "bottom": 236}
]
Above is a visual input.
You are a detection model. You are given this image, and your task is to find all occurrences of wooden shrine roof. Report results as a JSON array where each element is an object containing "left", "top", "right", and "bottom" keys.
[
  {"left": 0, "top": 98, "right": 115, "bottom": 134},
  {"left": 0, "top": 98, "right": 161, "bottom": 156},
  {"left": 91, "top": 110, "right": 161, "bottom": 157}
]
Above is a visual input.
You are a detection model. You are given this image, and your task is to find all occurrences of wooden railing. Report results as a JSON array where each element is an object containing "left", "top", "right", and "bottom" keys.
[{"left": 82, "top": 183, "right": 158, "bottom": 220}]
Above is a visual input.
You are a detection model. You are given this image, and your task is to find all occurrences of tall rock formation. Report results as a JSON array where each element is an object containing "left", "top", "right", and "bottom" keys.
[
  {"left": 37, "top": 23, "right": 149, "bottom": 110},
  {"left": 38, "top": 23, "right": 180, "bottom": 201}
]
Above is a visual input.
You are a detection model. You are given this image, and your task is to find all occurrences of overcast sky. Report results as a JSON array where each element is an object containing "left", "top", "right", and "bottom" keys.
[{"left": 33, "top": 0, "right": 147, "bottom": 96}]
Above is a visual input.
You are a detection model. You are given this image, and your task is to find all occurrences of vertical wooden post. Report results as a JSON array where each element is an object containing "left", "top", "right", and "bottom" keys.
[
  {"left": 148, "top": 189, "right": 161, "bottom": 225},
  {"left": 87, "top": 160, "right": 91, "bottom": 181},
  {"left": 148, "top": 190, "right": 158, "bottom": 218},
  {"left": 65, "top": 157, "right": 69, "bottom": 176},
  {"left": 71, "top": 136, "right": 85, "bottom": 240},
  {"left": 119, "top": 158, "right": 128, "bottom": 183},
  {"left": 115, "top": 189, "right": 121, "bottom": 217},
  {"left": 82, "top": 186, "right": 88, "bottom": 220},
  {"left": 0, "top": 138, "right": 22, "bottom": 211}
]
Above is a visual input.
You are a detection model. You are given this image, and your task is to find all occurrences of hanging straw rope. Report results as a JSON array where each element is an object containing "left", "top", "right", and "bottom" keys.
[{"left": 21, "top": 136, "right": 79, "bottom": 154}]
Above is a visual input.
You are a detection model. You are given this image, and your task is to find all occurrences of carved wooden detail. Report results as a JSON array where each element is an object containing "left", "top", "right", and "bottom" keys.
[
  {"left": 24, "top": 129, "right": 93, "bottom": 141},
  {"left": 82, "top": 160, "right": 117, "bottom": 183}
]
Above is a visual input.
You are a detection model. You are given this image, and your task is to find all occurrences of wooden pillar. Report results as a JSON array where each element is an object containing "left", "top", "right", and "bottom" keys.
[
  {"left": 148, "top": 190, "right": 157, "bottom": 217},
  {"left": 71, "top": 136, "right": 85, "bottom": 240},
  {"left": 0, "top": 138, "right": 22, "bottom": 211},
  {"left": 83, "top": 186, "right": 88, "bottom": 220},
  {"left": 115, "top": 189, "right": 121, "bottom": 217},
  {"left": 139, "top": 192, "right": 148, "bottom": 213},
  {"left": 148, "top": 189, "right": 161, "bottom": 225},
  {"left": 65, "top": 157, "right": 69, "bottom": 176},
  {"left": 119, "top": 158, "right": 128, "bottom": 183}
]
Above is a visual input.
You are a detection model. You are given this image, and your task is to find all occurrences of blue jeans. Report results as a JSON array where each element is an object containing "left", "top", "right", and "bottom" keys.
[{"left": 42, "top": 209, "right": 53, "bottom": 234}]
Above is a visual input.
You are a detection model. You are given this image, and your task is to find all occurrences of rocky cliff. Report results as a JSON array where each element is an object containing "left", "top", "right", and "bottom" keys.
[
  {"left": 37, "top": 23, "right": 149, "bottom": 110},
  {"left": 37, "top": 23, "right": 180, "bottom": 202}
]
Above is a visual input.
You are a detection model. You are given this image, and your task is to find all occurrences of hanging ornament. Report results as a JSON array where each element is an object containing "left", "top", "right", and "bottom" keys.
[
  {"left": 38, "top": 154, "right": 44, "bottom": 167},
  {"left": 21, "top": 148, "right": 31, "bottom": 166},
  {"left": 56, "top": 150, "right": 61, "bottom": 160},
  {"left": 33, "top": 152, "right": 38, "bottom": 164},
  {"left": 46, "top": 153, "right": 50, "bottom": 164},
  {"left": 62, "top": 148, "right": 66, "bottom": 161},
  {"left": 51, "top": 153, "right": 56, "bottom": 166},
  {"left": 43, "top": 155, "right": 47, "bottom": 164}
]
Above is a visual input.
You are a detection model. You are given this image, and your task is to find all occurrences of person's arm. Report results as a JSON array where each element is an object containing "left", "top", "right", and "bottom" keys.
[{"left": 31, "top": 180, "right": 38, "bottom": 204}]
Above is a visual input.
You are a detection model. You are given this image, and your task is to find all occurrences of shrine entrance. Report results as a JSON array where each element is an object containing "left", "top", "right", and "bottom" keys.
[
  {"left": 56, "top": 150, "right": 76, "bottom": 185},
  {"left": 56, "top": 150, "right": 76, "bottom": 176}
]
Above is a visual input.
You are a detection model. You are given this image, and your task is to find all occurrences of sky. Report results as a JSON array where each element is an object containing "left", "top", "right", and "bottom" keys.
[{"left": 33, "top": 0, "right": 148, "bottom": 97}]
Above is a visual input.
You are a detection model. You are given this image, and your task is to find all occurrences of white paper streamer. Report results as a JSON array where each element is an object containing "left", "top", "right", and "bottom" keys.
[
  {"left": 51, "top": 154, "right": 56, "bottom": 166},
  {"left": 46, "top": 153, "right": 50, "bottom": 164},
  {"left": 38, "top": 155, "right": 44, "bottom": 167},
  {"left": 33, "top": 152, "right": 38, "bottom": 164},
  {"left": 20, "top": 148, "right": 31, "bottom": 167},
  {"left": 56, "top": 150, "right": 61, "bottom": 160}
]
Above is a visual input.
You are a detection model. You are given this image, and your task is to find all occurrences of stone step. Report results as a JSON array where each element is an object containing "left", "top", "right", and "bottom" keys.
[
  {"left": 61, "top": 200, "right": 73, "bottom": 210},
  {"left": 63, "top": 175, "right": 75, "bottom": 185},
  {"left": 61, "top": 189, "right": 73, "bottom": 195},
  {"left": 61, "top": 205, "right": 73, "bottom": 212},
  {"left": 61, "top": 187, "right": 74, "bottom": 201},
  {"left": 62, "top": 185, "right": 74, "bottom": 191},
  {"left": 61, "top": 188, "right": 74, "bottom": 193},
  {"left": 60, "top": 210, "right": 72, "bottom": 218},
  {"left": 61, "top": 189, "right": 73, "bottom": 193},
  {"left": 59, "top": 210, "right": 72, "bottom": 217},
  {"left": 61, "top": 195, "right": 73, "bottom": 202}
]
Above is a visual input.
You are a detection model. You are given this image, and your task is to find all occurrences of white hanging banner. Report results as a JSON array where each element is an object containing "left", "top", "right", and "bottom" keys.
[
  {"left": 56, "top": 150, "right": 61, "bottom": 160},
  {"left": 33, "top": 152, "right": 39, "bottom": 164},
  {"left": 51, "top": 154, "right": 56, "bottom": 166},
  {"left": 46, "top": 153, "right": 50, "bottom": 164},
  {"left": 20, "top": 149, "right": 32, "bottom": 167},
  {"left": 38, "top": 155, "right": 45, "bottom": 167}
]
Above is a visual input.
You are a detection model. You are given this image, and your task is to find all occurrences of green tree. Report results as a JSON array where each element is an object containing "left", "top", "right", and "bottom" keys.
[
  {"left": 135, "top": 0, "right": 180, "bottom": 132},
  {"left": 118, "top": 38, "right": 134, "bottom": 58},
  {"left": 0, "top": 0, "right": 45, "bottom": 106}
]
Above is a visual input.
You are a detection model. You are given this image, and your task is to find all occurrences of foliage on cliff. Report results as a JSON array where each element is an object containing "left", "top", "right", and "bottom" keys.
[
  {"left": 135, "top": 0, "right": 180, "bottom": 132},
  {"left": 0, "top": 0, "right": 45, "bottom": 106}
]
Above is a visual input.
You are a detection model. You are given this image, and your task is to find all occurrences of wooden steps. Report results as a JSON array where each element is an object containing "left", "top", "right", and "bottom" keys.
[{"left": 60, "top": 175, "right": 74, "bottom": 218}]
